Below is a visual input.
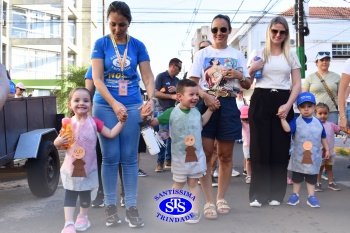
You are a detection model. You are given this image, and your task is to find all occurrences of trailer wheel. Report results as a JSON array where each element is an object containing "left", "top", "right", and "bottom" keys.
[{"left": 27, "top": 140, "right": 60, "bottom": 197}]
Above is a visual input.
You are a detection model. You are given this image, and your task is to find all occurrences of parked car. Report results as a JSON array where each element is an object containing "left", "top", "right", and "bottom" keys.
[{"left": 0, "top": 96, "right": 60, "bottom": 197}]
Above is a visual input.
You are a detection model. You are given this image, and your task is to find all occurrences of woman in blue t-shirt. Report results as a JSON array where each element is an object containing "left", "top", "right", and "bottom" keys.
[{"left": 91, "top": 1, "right": 155, "bottom": 228}]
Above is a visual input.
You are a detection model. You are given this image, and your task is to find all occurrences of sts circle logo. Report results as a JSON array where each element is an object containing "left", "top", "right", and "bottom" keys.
[
  {"left": 159, "top": 197, "right": 192, "bottom": 215},
  {"left": 154, "top": 189, "right": 196, "bottom": 223}
]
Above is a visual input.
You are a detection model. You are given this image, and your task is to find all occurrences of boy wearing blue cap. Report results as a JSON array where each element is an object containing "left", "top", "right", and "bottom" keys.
[{"left": 280, "top": 92, "right": 330, "bottom": 207}]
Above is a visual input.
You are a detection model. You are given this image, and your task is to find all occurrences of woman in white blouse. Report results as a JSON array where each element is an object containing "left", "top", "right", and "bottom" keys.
[{"left": 247, "top": 16, "right": 301, "bottom": 207}]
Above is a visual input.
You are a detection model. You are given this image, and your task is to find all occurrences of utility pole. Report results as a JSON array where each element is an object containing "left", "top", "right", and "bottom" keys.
[{"left": 295, "top": 0, "right": 305, "bottom": 78}]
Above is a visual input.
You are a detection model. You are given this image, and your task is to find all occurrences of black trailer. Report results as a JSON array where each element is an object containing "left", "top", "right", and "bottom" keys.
[{"left": 0, "top": 96, "right": 60, "bottom": 197}]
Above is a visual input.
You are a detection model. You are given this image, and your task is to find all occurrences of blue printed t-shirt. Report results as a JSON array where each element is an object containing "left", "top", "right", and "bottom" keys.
[
  {"left": 85, "top": 65, "right": 92, "bottom": 79},
  {"left": 157, "top": 107, "right": 202, "bottom": 125},
  {"left": 289, "top": 117, "right": 326, "bottom": 138},
  {"left": 91, "top": 35, "right": 150, "bottom": 105}
]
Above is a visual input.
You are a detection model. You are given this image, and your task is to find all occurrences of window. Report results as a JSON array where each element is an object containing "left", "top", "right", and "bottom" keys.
[
  {"left": 12, "top": 8, "right": 28, "bottom": 38},
  {"left": 68, "top": 54, "right": 75, "bottom": 66},
  {"left": 11, "top": 47, "right": 60, "bottom": 80},
  {"left": 260, "top": 41, "right": 266, "bottom": 49},
  {"left": 332, "top": 44, "right": 350, "bottom": 58},
  {"left": 68, "top": 20, "right": 76, "bottom": 44},
  {"left": 12, "top": 7, "right": 61, "bottom": 39}
]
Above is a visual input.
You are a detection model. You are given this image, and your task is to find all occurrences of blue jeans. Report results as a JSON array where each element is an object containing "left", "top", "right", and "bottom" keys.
[
  {"left": 157, "top": 123, "right": 171, "bottom": 164},
  {"left": 93, "top": 102, "right": 142, "bottom": 209}
]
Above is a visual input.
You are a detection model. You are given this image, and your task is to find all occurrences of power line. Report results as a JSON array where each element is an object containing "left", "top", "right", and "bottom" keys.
[
  {"left": 236, "top": 0, "right": 280, "bottom": 42},
  {"left": 306, "top": 24, "right": 350, "bottom": 50},
  {"left": 6, "top": 17, "right": 350, "bottom": 25},
  {"left": 231, "top": 0, "right": 246, "bottom": 23},
  {"left": 179, "top": 0, "right": 202, "bottom": 49}
]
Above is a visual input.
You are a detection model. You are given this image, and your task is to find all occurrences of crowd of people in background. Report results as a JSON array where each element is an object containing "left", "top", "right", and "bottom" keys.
[
  {"left": 2, "top": 1, "right": 350, "bottom": 232},
  {"left": 55, "top": 2, "right": 350, "bottom": 232}
]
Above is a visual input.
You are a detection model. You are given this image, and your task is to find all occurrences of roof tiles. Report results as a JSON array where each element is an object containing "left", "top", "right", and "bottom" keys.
[{"left": 280, "top": 7, "right": 350, "bottom": 19}]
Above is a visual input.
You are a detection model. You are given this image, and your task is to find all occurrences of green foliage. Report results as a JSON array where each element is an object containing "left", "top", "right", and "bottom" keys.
[
  {"left": 56, "top": 65, "right": 88, "bottom": 116},
  {"left": 337, "top": 148, "right": 350, "bottom": 156}
]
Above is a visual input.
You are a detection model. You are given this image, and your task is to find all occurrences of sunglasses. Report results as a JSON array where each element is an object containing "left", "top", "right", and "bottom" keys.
[
  {"left": 271, "top": 29, "right": 287, "bottom": 36},
  {"left": 211, "top": 27, "right": 228, "bottom": 34},
  {"left": 318, "top": 51, "right": 330, "bottom": 56},
  {"left": 17, "top": 88, "right": 25, "bottom": 91},
  {"left": 175, "top": 64, "right": 182, "bottom": 70}
]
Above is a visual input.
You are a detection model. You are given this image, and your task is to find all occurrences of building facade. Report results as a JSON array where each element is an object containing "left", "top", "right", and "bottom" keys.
[{"left": 1, "top": 0, "right": 99, "bottom": 95}]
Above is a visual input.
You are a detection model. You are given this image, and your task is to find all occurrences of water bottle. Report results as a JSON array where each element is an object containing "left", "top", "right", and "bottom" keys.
[
  {"left": 61, "top": 118, "right": 74, "bottom": 149},
  {"left": 254, "top": 57, "right": 262, "bottom": 79},
  {"left": 139, "top": 121, "right": 160, "bottom": 155}
]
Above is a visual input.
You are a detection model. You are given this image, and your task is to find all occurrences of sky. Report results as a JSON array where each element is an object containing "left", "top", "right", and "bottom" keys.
[{"left": 101, "top": 0, "right": 350, "bottom": 78}]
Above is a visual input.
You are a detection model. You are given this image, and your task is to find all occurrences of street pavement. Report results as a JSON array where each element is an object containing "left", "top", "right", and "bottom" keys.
[{"left": 0, "top": 140, "right": 349, "bottom": 233}]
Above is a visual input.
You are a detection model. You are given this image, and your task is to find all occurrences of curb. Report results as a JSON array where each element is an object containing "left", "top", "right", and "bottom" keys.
[{"left": 334, "top": 147, "right": 350, "bottom": 155}]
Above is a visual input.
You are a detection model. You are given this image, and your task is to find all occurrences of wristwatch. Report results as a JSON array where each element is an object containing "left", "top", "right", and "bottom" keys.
[
  {"left": 239, "top": 75, "right": 246, "bottom": 82},
  {"left": 149, "top": 96, "right": 157, "bottom": 103}
]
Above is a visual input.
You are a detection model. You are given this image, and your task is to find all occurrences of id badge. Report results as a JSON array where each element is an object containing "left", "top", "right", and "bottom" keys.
[{"left": 118, "top": 80, "right": 128, "bottom": 96}]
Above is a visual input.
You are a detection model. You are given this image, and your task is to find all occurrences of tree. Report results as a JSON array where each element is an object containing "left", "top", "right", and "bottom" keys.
[{"left": 56, "top": 65, "right": 88, "bottom": 116}]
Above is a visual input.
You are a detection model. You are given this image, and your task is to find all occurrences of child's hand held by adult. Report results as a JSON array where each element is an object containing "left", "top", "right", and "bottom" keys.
[
  {"left": 112, "top": 102, "right": 128, "bottom": 122},
  {"left": 139, "top": 103, "right": 151, "bottom": 120},
  {"left": 204, "top": 94, "right": 220, "bottom": 111},
  {"left": 277, "top": 104, "right": 290, "bottom": 119}
]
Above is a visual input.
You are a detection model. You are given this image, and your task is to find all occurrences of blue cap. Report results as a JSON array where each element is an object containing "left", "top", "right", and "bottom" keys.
[{"left": 297, "top": 92, "right": 316, "bottom": 106}]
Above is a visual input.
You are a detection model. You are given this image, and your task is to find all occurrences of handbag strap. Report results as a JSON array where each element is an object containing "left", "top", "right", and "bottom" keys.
[{"left": 315, "top": 72, "right": 338, "bottom": 109}]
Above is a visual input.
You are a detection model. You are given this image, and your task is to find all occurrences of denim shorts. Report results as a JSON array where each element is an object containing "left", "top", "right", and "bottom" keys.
[{"left": 197, "top": 97, "right": 242, "bottom": 140}]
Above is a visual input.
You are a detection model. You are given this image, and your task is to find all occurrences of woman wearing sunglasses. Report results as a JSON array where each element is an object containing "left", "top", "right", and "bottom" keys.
[
  {"left": 302, "top": 52, "right": 340, "bottom": 124},
  {"left": 247, "top": 16, "right": 301, "bottom": 207},
  {"left": 189, "top": 14, "right": 251, "bottom": 219}
]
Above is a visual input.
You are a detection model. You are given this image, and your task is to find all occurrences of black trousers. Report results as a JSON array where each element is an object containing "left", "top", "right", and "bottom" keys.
[{"left": 248, "top": 88, "right": 294, "bottom": 204}]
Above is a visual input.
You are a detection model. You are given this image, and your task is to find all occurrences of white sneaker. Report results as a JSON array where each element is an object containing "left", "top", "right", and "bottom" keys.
[
  {"left": 231, "top": 168, "right": 240, "bottom": 177},
  {"left": 245, "top": 176, "right": 251, "bottom": 184},
  {"left": 268, "top": 200, "right": 280, "bottom": 206},
  {"left": 213, "top": 169, "right": 218, "bottom": 178},
  {"left": 250, "top": 200, "right": 262, "bottom": 207}
]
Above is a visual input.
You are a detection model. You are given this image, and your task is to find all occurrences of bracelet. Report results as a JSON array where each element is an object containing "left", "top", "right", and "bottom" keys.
[
  {"left": 148, "top": 96, "right": 157, "bottom": 103},
  {"left": 239, "top": 75, "right": 246, "bottom": 82},
  {"left": 340, "top": 115, "right": 347, "bottom": 119}
]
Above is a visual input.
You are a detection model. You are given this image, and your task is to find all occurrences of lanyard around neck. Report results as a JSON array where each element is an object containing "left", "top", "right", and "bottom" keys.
[{"left": 110, "top": 34, "right": 129, "bottom": 78}]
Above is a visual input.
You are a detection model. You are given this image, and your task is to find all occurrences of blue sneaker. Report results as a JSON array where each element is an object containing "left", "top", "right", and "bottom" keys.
[
  {"left": 321, "top": 172, "right": 328, "bottom": 181},
  {"left": 185, "top": 212, "right": 201, "bottom": 224},
  {"left": 287, "top": 193, "right": 299, "bottom": 206},
  {"left": 307, "top": 195, "right": 320, "bottom": 207}
]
